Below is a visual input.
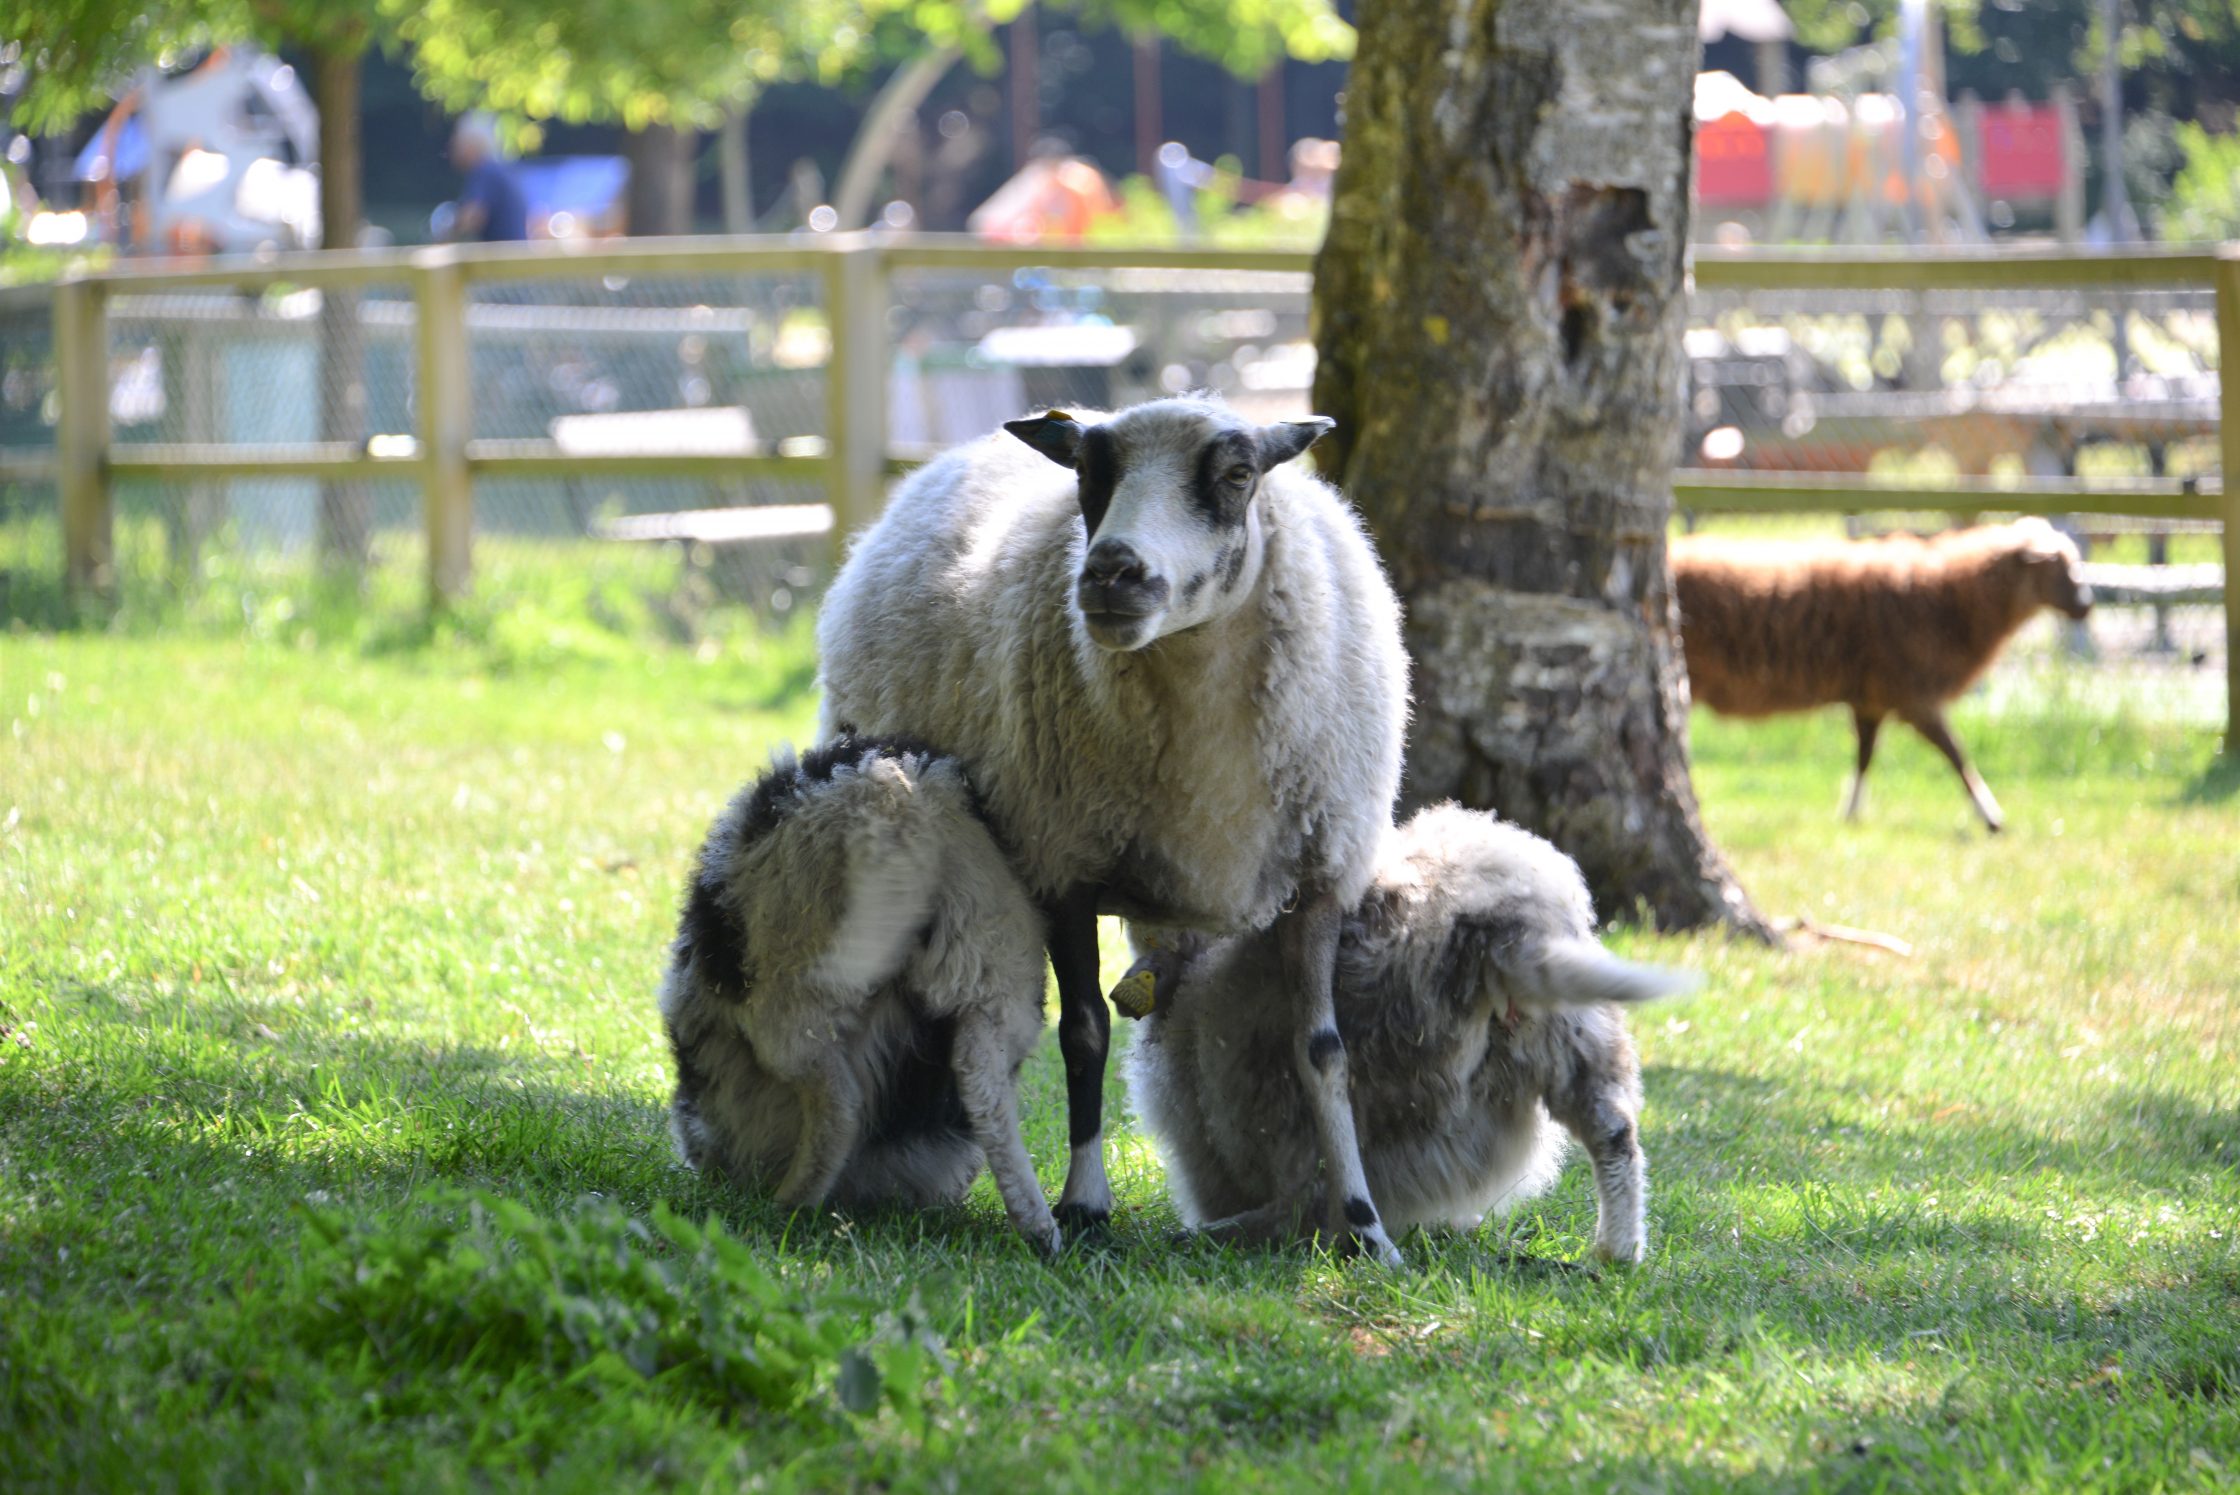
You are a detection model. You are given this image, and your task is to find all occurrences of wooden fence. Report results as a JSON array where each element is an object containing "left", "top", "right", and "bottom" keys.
[{"left": 3, "top": 234, "right": 2234, "bottom": 747}]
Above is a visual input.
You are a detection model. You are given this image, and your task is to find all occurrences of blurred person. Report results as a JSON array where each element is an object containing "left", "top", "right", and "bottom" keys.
[{"left": 447, "top": 113, "right": 527, "bottom": 242}]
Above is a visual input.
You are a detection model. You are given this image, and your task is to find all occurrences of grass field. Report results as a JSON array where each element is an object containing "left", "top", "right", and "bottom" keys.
[{"left": 3, "top": 623, "right": 2237, "bottom": 1492}]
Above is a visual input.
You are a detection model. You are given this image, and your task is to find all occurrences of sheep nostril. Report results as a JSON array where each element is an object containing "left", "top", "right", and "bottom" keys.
[{"left": 1083, "top": 541, "right": 1147, "bottom": 587}]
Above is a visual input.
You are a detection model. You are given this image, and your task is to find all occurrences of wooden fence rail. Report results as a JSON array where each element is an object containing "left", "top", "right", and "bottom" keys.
[{"left": 11, "top": 234, "right": 2239, "bottom": 750}]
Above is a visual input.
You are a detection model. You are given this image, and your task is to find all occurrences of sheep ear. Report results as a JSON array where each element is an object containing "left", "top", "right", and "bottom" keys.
[
  {"left": 1004, "top": 410, "right": 1087, "bottom": 467},
  {"left": 1257, "top": 416, "right": 1335, "bottom": 470}
]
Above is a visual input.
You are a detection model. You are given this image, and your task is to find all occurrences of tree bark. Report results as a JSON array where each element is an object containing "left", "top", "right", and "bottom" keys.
[
  {"left": 310, "top": 43, "right": 369, "bottom": 575},
  {"left": 625, "top": 124, "right": 699, "bottom": 236},
  {"left": 1311, "top": 0, "right": 1767, "bottom": 935}
]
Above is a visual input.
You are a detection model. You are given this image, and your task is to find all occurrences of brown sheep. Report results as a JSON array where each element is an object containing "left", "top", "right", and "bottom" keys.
[{"left": 1671, "top": 517, "right": 2093, "bottom": 832}]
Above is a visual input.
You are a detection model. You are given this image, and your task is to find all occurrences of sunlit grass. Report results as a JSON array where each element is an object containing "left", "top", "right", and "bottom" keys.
[{"left": 2, "top": 625, "right": 2236, "bottom": 1491}]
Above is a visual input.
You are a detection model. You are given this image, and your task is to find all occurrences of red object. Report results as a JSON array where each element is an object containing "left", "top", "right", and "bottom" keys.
[
  {"left": 1697, "top": 113, "right": 1773, "bottom": 207},
  {"left": 1977, "top": 106, "right": 2066, "bottom": 200}
]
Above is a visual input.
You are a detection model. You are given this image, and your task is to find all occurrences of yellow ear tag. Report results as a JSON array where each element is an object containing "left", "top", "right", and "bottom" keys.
[
  {"left": 1109, "top": 967, "right": 1159, "bottom": 1021},
  {"left": 1043, "top": 409, "right": 1075, "bottom": 423}
]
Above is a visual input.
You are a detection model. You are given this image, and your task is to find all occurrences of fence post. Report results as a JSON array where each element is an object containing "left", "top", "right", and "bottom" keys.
[
  {"left": 824, "top": 237, "right": 889, "bottom": 560},
  {"left": 415, "top": 251, "right": 473, "bottom": 607},
  {"left": 55, "top": 277, "right": 112, "bottom": 601},
  {"left": 2218, "top": 250, "right": 2240, "bottom": 755}
]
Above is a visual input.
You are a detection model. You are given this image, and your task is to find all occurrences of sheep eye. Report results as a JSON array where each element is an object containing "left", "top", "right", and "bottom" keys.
[{"left": 1223, "top": 464, "right": 1254, "bottom": 486}]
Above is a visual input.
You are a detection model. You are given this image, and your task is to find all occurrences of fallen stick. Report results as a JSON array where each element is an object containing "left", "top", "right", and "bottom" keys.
[{"left": 1774, "top": 916, "right": 1915, "bottom": 958}]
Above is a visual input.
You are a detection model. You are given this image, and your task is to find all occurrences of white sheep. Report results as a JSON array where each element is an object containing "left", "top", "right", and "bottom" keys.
[
  {"left": 1123, "top": 805, "right": 1694, "bottom": 1264},
  {"left": 816, "top": 397, "right": 1411, "bottom": 1262},
  {"left": 661, "top": 733, "right": 1061, "bottom": 1254}
]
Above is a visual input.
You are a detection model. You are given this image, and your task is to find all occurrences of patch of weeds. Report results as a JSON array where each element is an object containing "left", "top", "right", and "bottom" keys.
[{"left": 298, "top": 1190, "right": 948, "bottom": 1430}]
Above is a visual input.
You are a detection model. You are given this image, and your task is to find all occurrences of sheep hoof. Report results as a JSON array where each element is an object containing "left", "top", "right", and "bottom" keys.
[
  {"left": 1347, "top": 1228, "right": 1404, "bottom": 1269},
  {"left": 1054, "top": 1200, "right": 1111, "bottom": 1233},
  {"left": 1109, "top": 968, "right": 1159, "bottom": 1020}
]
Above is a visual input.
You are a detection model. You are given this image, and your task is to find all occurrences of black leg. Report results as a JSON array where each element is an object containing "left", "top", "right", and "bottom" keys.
[{"left": 1044, "top": 884, "right": 1113, "bottom": 1228}]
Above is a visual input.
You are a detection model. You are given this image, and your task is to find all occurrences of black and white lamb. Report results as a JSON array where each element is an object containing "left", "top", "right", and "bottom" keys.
[
  {"left": 816, "top": 397, "right": 1411, "bottom": 1262},
  {"left": 661, "top": 734, "right": 1061, "bottom": 1254},
  {"left": 1123, "top": 805, "right": 1694, "bottom": 1264}
]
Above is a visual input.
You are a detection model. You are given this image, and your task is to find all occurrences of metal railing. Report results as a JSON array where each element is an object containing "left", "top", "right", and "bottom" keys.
[{"left": 3, "top": 234, "right": 2235, "bottom": 744}]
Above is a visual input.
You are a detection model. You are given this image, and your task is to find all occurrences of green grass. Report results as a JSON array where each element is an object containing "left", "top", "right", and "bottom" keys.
[{"left": 2, "top": 627, "right": 2236, "bottom": 1492}]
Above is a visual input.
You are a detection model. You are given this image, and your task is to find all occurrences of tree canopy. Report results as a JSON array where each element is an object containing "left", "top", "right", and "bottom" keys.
[{"left": 4, "top": 0, "right": 1352, "bottom": 141}]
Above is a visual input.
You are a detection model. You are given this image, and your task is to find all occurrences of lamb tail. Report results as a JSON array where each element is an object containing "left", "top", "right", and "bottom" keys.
[{"left": 1514, "top": 940, "right": 1701, "bottom": 1009}]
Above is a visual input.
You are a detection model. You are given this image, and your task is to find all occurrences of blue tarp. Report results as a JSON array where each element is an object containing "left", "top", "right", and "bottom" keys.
[
  {"left": 74, "top": 115, "right": 149, "bottom": 183},
  {"left": 513, "top": 156, "right": 628, "bottom": 220}
]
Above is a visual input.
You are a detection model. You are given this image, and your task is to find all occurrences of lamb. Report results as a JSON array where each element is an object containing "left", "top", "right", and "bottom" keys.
[
  {"left": 660, "top": 733, "right": 1061, "bottom": 1254},
  {"left": 1671, "top": 517, "right": 2094, "bottom": 832},
  {"left": 1122, "top": 804, "right": 1694, "bottom": 1263},
  {"left": 816, "top": 397, "right": 1411, "bottom": 1263}
]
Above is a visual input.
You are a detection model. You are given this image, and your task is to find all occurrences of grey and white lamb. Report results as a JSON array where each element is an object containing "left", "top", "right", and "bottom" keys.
[
  {"left": 661, "top": 733, "right": 1061, "bottom": 1254},
  {"left": 1123, "top": 804, "right": 1695, "bottom": 1264},
  {"left": 816, "top": 397, "right": 1411, "bottom": 1262}
]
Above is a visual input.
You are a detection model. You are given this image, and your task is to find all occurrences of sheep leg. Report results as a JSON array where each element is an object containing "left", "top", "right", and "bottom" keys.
[
  {"left": 1280, "top": 891, "right": 1403, "bottom": 1268},
  {"left": 1548, "top": 1089, "right": 1647, "bottom": 1265},
  {"left": 1193, "top": 1195, "right": 1318, "bottom": 1247},
  {"left": 951, "top": 1011, "right": 1063, "bottom": 1256},
  {"left": 1044, "top": 885, "right": 1114, "bottom": 1229},
  {"left": 772, "top": 1049, "right": 866, "bottom": 1211},
  {"left": 1844, "top": 709, "right": 1884, "bottom": 821},
  {"left": 1904, "top": 707, "right": 2003, "bottom": 832}
]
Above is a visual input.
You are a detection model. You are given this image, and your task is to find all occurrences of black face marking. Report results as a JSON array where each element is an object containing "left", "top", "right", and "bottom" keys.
[
  {"left": 1180, "top": 570, "right": 1209, "bottom": 605},
  {"left": 1076, "top": 424, "right": 1120, "bottom": 537},
  {"left": 1307, "top": 1028, "right": 1345, "bottom": 1072},
  {"left": 1344, "top": 1197, "right": 1379, "bottom": 1229},
  {"left": 1218, "top": 541, "right": 1247, "bottom": 591},
  {"left": 1190, "top": 430, "right": 1261, "bottom": 528}
]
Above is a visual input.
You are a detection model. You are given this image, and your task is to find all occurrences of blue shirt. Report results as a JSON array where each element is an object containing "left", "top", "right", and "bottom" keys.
[{"left": 462, "top": 158, "right": 529, "bottom": 242}]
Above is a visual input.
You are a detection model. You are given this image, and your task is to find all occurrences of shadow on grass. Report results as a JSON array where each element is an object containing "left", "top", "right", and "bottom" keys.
[
  {"left": 2180, "top": 751, "right": 2240, "bottom": 804},
  {"left": 9, "top": 987, "right": 2238, "bottom": 1489}
]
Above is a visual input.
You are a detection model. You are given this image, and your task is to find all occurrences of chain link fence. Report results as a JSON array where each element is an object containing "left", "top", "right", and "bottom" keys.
[
  {"left": 1680, "top": 275, "right": 2226, "bottom": 724},
  {"left": 1, "top": 242, "right": 2230, "bottom": 732},
  {"left": 0, "top": 292, "right": 59, "bottom": 622}
]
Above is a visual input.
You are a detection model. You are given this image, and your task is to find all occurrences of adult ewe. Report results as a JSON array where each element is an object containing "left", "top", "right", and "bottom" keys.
[
  {"left": 1124, "top": 805, "right": 1692, "bottom": 1264},
  {"left": 1672, "top": 518, "right": 2093, "bottom": 832},
  {"left": 816, "top": 397, "right": 1409, "bottom": 1262},
  {"left": 662, "top": 734, "right": 1060, "bottom": 1254}
]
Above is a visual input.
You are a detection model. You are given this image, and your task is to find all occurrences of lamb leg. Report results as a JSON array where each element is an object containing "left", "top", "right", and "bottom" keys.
[
  {"left": 1279, "top": 889, "right": 1403, "bottom": 1268},
  {"left": 773, "top": 1049, "right": 866, "bottom": 1210},
  {"left": 1044, "top": 884, "right": 1114, "bottom": 1229},
  {"left": 1844, "top": 708, "right": 1884, "bottom": 821},
  {"left": 950, "top": 1011, "right": 1063, "bottom": 1256},
  {"left": 1548, "top": 1089, "right": 1647, "bottom": 1265},
  {"left": 1905, "top": 707, "right": 2003, "bottom": 832}
]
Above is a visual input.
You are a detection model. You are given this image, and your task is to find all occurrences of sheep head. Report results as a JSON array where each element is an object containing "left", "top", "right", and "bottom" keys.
[
  {"left": 2010, "top": 517, "right": 2094, "bottom": 621},
  {"left": 1003, "top": 400, "right": 1336, "bottom": 651}
]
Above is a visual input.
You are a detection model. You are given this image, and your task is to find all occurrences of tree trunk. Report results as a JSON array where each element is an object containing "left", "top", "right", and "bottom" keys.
[
  {"left": 1311, "top": 0, "right": 1767, "bottom": 936},
  {"left": 625, "top": 124, "right": 698, "bottom": 236},
  {"left": 717, "top": 109, "right": 752, "bottom": 233},
  {"left": 310, "top": 43, "right": 370, "bottom": 575},
  {"left": 833, "top": 47, "right": 965, "bottom": 230}
]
